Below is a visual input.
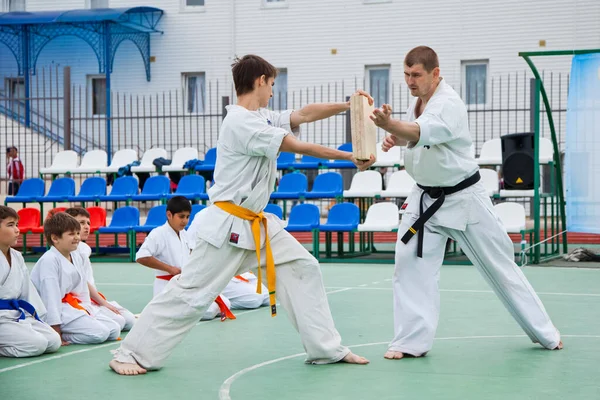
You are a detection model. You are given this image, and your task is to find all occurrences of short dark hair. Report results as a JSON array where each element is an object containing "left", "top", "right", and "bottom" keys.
[
  {"left": 64, "top": 207, "right": 90, "bottom": 219},
  {"left": 44, "top": 212, "right": 80, "bottom": 245},
  {"left": 231, "top": 55, "right": 278, "bottom": 96},
  {"left": 167, "top": 196, "right": 192, "bottom": 214},
  {"left": 404, "top": 46, "right": 439, "bottom": 73},
  {"left": 0, "top": 206, "right": 18, "bottom": 223}
]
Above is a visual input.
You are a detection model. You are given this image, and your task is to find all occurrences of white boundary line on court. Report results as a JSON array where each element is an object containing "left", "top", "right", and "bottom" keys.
[
  {"left": 324, "top": 286, "right": 600, "bottom": 297},
  {"left": 218, "top": 334, "right": 600, "bottom": 400},
  {"left": 0, "top": 288, "right": 351, "bottom": 375}
]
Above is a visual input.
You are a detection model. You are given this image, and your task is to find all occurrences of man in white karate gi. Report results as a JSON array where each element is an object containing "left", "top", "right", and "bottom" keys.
[
  {"left": 0, "top": 206, "right": 61, "bottom": 357},
  {"left": 110, "top": 54, "right": 375, "bottom": 375},
  {"left": 369, "top": 46, "right": 562, "bottom": 360}
]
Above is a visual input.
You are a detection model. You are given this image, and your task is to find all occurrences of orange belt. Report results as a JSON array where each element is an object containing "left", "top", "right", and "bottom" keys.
[
  {"left": 62, "top": 293, "right": 90, "bottom": 315},
  {"left": 234, "top": 275, "right": 249, "bottom": 283},
  {"left": 214, "top": 201, "right": 277, "bottom": 317},
  {"left": 155, "top": 274, "right": 235, "bottom": 321}
]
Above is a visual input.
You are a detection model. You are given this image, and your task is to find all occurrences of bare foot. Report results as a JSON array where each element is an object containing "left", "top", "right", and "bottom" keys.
[
  {"left": 340, "top": 352, "right": 370, "bottom": 364},
  {"left": 554, "top": 341, "right": 563, "bottom": 350},
  {"left": 384, "top": 350, "right": 405, "bottom": 360},
  {"left": 109, "top": 360, "right": 147, "bottom": 375}
]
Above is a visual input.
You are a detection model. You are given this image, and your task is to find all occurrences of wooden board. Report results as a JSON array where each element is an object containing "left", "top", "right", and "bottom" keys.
[{"left": 350, "top": 95, "right": 377, "bottom": 161}]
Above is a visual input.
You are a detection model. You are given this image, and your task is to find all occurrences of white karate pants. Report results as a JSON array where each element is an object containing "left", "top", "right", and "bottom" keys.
[
  {"left": 0, "top": 317, "right": 61, "bottom": 357},
  {"left": 153, "top": 278, "right": 228, "bottom": 321},
  {"left": 61, "top": 312, "right": 121, "bottom": 345},
  {"left": 112, "top": 229, "right": 349, "bottom": 369}
]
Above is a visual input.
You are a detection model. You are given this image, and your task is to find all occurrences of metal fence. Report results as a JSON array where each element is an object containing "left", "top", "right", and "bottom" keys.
[{"left": 0, "top": 65, "right": 570, "bottom": 194}]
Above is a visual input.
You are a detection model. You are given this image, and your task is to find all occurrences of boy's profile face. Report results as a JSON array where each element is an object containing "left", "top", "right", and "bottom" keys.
[
  {"left": 52, "top": 229, "right": 80, "bottom": 253},
  {"left": 0, "top": 217, "right": 20, "bottom": 247},
  {"left": 74, "top": 215, "right": 91, "bottom": 241},
  {"left": 167, "top": 211, "right": 190, "bottom": 232},
  {"left": 257, "top": 75, "right": 275, "bottom": 108}
]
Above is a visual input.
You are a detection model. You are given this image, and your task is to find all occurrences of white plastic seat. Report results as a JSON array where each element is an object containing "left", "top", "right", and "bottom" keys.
[
  {"left": 342, "top": 170, "right": 382, "bottom": 198},
  {"left": 130, "top": 148, "right": 168, "bottom": 173},
  {"left": 381, "top": 170, "right": 415, "bottom": 198},
  {"left": 476, "top": 138, "right": 502, "bottom": 165},
  {"left": 499, "top": 189, "right": 536, "bottom": 198},
  {"left": 539, "top": 137, "right": 554, "bottom": 164},
  {"left": 373, "top": 142, "right": 403, "bottom": 167},
  {"left": 479, "top": 168, "right": 500, "bottom": 197},
  {"left": 358, "top": 202, "right": 399, "bottom": 232},
  {"left": 494, "top": 202, "right": 526, "bottom": 233},
  {"left": 162, "top": 147, "right": 199, "bottom": 172},
  {"left": 72, "top": 149, "right": 107, "bottom": 173},
  {"left": 100, "top": 149, "right": 139, "bottom": 173},
  {"left": 39, "top": 150, "right": 79, "bottom": 175}
]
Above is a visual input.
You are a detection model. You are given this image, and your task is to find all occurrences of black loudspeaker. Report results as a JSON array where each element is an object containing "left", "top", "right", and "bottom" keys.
[{"left": 501, "top": 132, "right": 534, "bottom": 190}]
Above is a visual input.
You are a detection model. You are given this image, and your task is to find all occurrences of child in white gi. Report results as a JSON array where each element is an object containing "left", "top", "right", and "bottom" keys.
[
  {"left": 31, "top": 212, "right": 121, "bottom": 345},
  {"left": 110, "top": 54, "right": 375, "bottom": 375},
  {"left": 136, "top": 196, "right": 232, "bottom": 321},
  {"left": 0, "top": 205, "right": 61, "bottom": 357},
  {"left": 65, "top": 207, "right": 135, "bottom": 331},
  {"left": 370, "top": 46, "right": 562, "bottom": 360}
]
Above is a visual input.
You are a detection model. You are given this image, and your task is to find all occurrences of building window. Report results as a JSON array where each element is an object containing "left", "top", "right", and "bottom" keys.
[
  {"left": 462, "top": 61, "right": 488, "bottom": 105},
  {"left": 366, "top": 65, "right": 390, "bottom": 108},
  {"left": 181, "top": 0, "right": 205, "bottom": 12},
  {"left": 87, "top": 0, "right": 108, "bottom": 9},
  {"left": 2, "top": 0, "right": 26, "bottom": 11},
  {"left": 270, "top": 68, "right": 287, "bottom": 110},
  {"left": 183, "top": 72, "right": 205, "bottom": 114},
  {"left": 89, "top": 76, "right": 106, "bottom": 116}
]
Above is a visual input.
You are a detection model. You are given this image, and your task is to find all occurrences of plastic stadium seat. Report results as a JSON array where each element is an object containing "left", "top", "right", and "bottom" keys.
[
  {"left": 100, "top": 149, "right": 138, "bottom": 173},
  {"left": 131, "top": 175, "right": 170, "bottom": 201},
  {"left": 4, "top": 178, "right": 45, "bottom": 204},
  {"left": 277, "top": 152, "right": 296, "bottom": 170},
  {"left": 358, "top": 202, "right": 399, "bottom": 232},
  {"left": 39, "top": 150, "right": 79, "bottom": 175},
  {"left": 284, "top": 204, "right": 320, "bottom": 232},
  {"left": 270, "top": 173, "right": 307, "bottom": 200},
  {"left": 343, "top": 170, "right": 382, "bottom": 198},
  {"left": 87, "top": 206, "right": 107, "bottom": 233},
  {"left": 479, "top": 168, "right": 500, "bottom": 197},
  {"left": 98, "top": 206, "right": 140, "bottom": 234},
  {"left": 319, "top": 203, "right": 360, "bottom": 232},
  {"left": 67, "top": 176, "right": 107, "bottom": 202},
  {"left": 163, "top": 147, "right": 199, "bottom": 172},
  {"left": 304, "top": 172, "right": 343, "bottom": 199},
  {"left": 133, "top": 205, "right": 167, "bottom": 233},
  {"left": 72, "top": 150, "right": 107, "bottom": 174},
  {"left": 326, "top": 143, "right": 355, "bottom": 169},
  {"left": 194, "top": 148, "right": 217, "bottom": 172},
  {"left": 373, "top": 143, "right": 403, "bottom": 168},
  {"left": 380, "top": 170, "right": 415, "bottom": 198},
  {"left": 31, "top": 207, "right": 68, "bottom": 233},
  {"left": 36, "top": 177, "right": 75, "bottom": 203},
  {"left": 16, "top": 208, "right": 40, "bottom": 234},
  {"left": 264, "top": 203, "right": 283, "bottom": 219},
  {"left": 476, "top": 138, "right": 502, "bottom": 166},
  {"left": 130, "top": 148, "right": 168, "bottom": 173},
  {"left": 494, "top": 202, "right": 526, "bottom": 233},
  {"left": 98, "top": 176, "right": 139, "bottom": 202},
  {"left": 167, "top": 174, "right": 207, "bottom": 200},
  {"left": 291, "top": 155, "right": 326, "bottom": 170}
]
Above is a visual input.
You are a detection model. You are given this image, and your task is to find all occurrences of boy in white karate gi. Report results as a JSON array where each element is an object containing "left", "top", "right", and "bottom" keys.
[
  {"left": 0, "top": 206, "right": 61, "bottom": 357},
  {"left": 109, "top": 54, "right": 375, "bottom": 375},
  {"left": 369, "top": 46, "right": 562, "bottom": 360},
  {"left": 65, "top": 207, "right": 135, "bottom": 331},
  {"left": 136, "top": 196, "right": 232, "bottom": 321},
  {"left": 31, "top": 212, "right": 121, "bottom": 345},
  {"left": 187, "top": 211, "right": 269, "bottom": 309}
]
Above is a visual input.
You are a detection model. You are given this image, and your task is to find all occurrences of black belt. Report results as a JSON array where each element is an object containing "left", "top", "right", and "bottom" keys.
[{"left": 401, "top": 171, "right": 481, "bottom": 258}]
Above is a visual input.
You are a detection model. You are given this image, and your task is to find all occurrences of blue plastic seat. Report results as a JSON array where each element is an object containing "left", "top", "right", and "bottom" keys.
[
  {"left": 167, "top": 174, "right": 206, "bottom": 200},
  {"left": 291, "top": 155, "right": 326, "bottom": 170},
  {"left": 304, "top": 172, "right": 343, "bottom": 199},
  {"left": 131, "top": 175, "right": 170, "bottom": 201},
  {"left": 264, "top": 203, "right": 283, "bottom": 219},
  {"left": 285, "top": 204, "right": 320, "bottom": 232},
  {"left": 319, "top": 203, "right": 360, "bottom": 232},
  {"left": 270, "top": 173, "right": 307, "bottom": 200},
  {"left": 326, "top": 143, "right": 356, "bottom": 169},
  {"left": 36, "top": 177, "right": 75, "bottom": 203},
  {"left": 68, "top": 176, "right": 107, "bottom": 202},
  {"left": 4, "top": 178, "right": 45, "bottom": 204},
  {"left": 98, "top": 206, "right": 140, "bottom": 233},
  {"left": 194, "top": 148, "right": 217, "bottom": 172},
  {"left": 277, "top": 152, "right": 295, "bottom": 170},
  {"left": 98, "top": 176, "right": 138, "bottom": 202},
  {"left": 133, "top": 205, "right": 167, "bottom": 233},
  {"left": 186, "top": 203, "right": 207, "bottom": 229}
]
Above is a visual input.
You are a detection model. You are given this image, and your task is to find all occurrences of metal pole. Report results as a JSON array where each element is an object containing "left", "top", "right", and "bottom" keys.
[
  {"left": 222, "top": 96, "right": 229, "bottom": 120},
  {"left": 533, "top": 79, "right": 541, "bottom": 263},
  {"left": 63, "top": 66, "right": 71, "bottom": 150},
  {"left": 22, "top": 25, "right": 30, "bottom": 127},
  {"left": 104, "top": 22, "right": 112, "bottom": 164}
]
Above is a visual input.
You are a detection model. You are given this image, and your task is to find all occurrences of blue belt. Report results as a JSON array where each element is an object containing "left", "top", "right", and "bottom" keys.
[{"left": 0, "top": 299, "right": 42, "bottom": 322}]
